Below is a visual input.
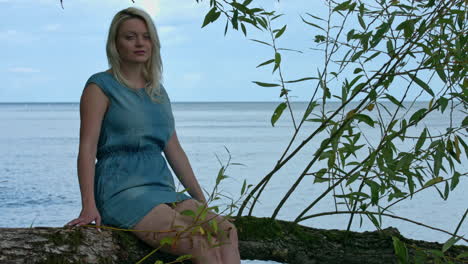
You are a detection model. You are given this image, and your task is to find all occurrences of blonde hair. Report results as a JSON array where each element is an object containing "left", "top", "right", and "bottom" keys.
[{"left": 106, "top": 7, "right": 164, "bottom": 103}]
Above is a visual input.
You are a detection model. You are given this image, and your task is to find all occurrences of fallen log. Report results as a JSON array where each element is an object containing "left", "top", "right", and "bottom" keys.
[{"left": 0, "top": 216, "right": 466, "bottom": 264}]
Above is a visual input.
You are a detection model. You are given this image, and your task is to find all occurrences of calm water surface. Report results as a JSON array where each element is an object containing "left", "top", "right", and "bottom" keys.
[{"left": 0, "top": 102, "right": 466, "bottom": 263}]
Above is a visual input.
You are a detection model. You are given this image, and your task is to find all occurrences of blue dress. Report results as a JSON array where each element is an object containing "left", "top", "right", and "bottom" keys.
[{"left": 85, "top": 71, "right": 192, "bottom": 229}]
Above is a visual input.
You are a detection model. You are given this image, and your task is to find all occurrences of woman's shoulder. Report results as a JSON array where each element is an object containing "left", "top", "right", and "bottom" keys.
[
  {"left": 87, "top": 71, "right": 111, "bottom": 81},
  {"left": 85, "top": 71, "right": 113, "bottom": 97}
]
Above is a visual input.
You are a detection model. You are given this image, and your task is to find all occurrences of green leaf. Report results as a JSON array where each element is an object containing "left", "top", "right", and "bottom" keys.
[
  {"left": 462, "top": 116, "right": 468, "bottom": 127},
  {"left": 387, "top": 40, "right": 395, "bottom": 57},
  {"left": 230, "top": 2, "right": 249, "bottom": 14},
  {"left": 333, "top": 0, "right": 351, "bottom": 12},
  {"left": 202, "top": 7, "right": 221, "bottom": 28},
  {"left": 180, "top": 209, "right": 196, "bottom": 218},
  {"left": 271, "top": 102, "right": 287, "bottom": 127},
  {"left": 239, "top": 180, "right": 246, "bottom": 196},
  {"left": 423, "top": 177, "right": 443, "bottom": 188},
  {"left": 396, "top": 18, "right": 419, "bottom": 39},
  {"left": 367, "top": 213, "right": 381, "bottom": 229},
  {"left": 275, "top": 25, "right": 287, "bottom": 38},
  {"left": 250, "top": 39, "right": 271, "bottom": 47},
  {"left": 306, "top": 13, "right": 325, "bottom": 21},
  {"left": 409, "top": 108, "right": 427, "bottom": 124},
  {"left": 407, "top": 174, "right": 415, "bottom": 197},
  {"left": 327, "top": 151, "right": 336, "bottom": 168},
  {"left": 347, "top": 29, "right": 355, "bottom": 41},
  {"left": 364, "top": 51, "right": 381, "bottom": 62},
  {"left": 427, "top": 249, "right": 444, "bottom": 258},
  {"left": 369, "top": 181, "right": 380, "bottom": 205},
  {"left": 241, "top": 23, "right": 247, "bottom": 36},
  {"left": 302, "top": 101, "right": 318, "bottom": 120},
  {"left": 285, "top": 77, "right": 318, "bottom": 83},
  {"left": 176, "top": 255, "right": 193, "bottom": 262},
  {"left": 450, "top": 171, "right": 460, "bottom": 191},
  {"left": 385, "top": 94, "right": 405, "bottom": 108},
  {"left": 354, "top": 114, "right": 375, "bottom": 127},
  {"left": 435, "top": 67, "right": 447, "bottom": 82},
  {"left": 242, "top": 0, "right": 253, "bottom": 6},
  {"left": 354, "top": 68, "right": 363, "bottom": 74},
  {"left": 351, "top": 82, "right": 366, "bottom": 96},
  {"left": 396, "top": 153, "right": 413, "bottom": 171},
  {"left": 216, "top": 166, "right": 227, "bottom": 185},
  {"left": 271, "top": 14, "right": 284, "bottom": 20},
  {"left": 256, "top": 59, "right": 275, "bottom": 68},
  {"left": 252, "top": 81, "right": 280, "bottom": 87},
  {"left": 457, "top": 136, "right": 468, "bottom": 160},
  {"left": 210, "top": 218, "right": 219, "bottom": 234},
  {"left": 351, "top": 50, "right": 365, "bottom": 62},
  {"left": 358, "top": 15, "right": 366, "bottom": 29},
  {"left": 346, "top": 172, "right": 360, "bottom": 186},
  {"left": 256, "top": 17, "right": 267, "bottom": 29},
  {"left": 444, "top": 181, "right": 450, "bottom": 200},
  {"left": 408, "top": 73, "right": 434, "bottom": 96},
  {"left": 273, "top": 52, "right": 282, "bottom": 73},
  {"left": 231, "top": 10, "right": 239, "bottom": 29},
  {"left": 415, "top": 128, "right": 427, "bottom": 152},
  {"left": 438, "top": 97, "right": 448, "bottom": 112},
  {"left": 392, "top": 236, "right": 409, "bottom": 264},
  {"left": 433, "top": 142, "right": 444, "bottom": 177},
  {"left": 224, "top": 20, "right": 229, "bottom": 36},
  {"left": 349, "top": 75, "right": 363, "bottom": 88},
  {"left": 277, "top": 48, "right": 303, "bottom": 53},
  {"left": 301, "top": 16, "right": 325, "bottom": 31},
  {"left": 160, "top": 236, "right": 174, "bottom": 246},
  {"left": 280, "top": 88, "right": 290, "bottom": 98}
]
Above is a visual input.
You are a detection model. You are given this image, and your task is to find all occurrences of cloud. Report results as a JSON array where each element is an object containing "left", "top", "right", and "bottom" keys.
[
  {"left": 158, "top": 25, "right": 176, "bottom": 34},
  {"left": 157, "top": 25, "right": 189, "bottom": 46},
  {"left": 136, "top": 0, "right": 209, "bottom": 22},
  {"left": 182, "top": 72, "right": 203, "bottom": 83},
  {"left": 42, "top": 24, "right": 61, "bottom": 32},
  {"left": 7, "top": 67, "right": 41, "bottom": 73},
  {"left": 0, "top": 30, "right": 37, "bottom": 44}
]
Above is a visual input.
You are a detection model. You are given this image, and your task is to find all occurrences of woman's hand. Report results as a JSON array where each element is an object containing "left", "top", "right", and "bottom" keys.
[{"left": 66, "top": 205, "right": 102, "bottom": 232}]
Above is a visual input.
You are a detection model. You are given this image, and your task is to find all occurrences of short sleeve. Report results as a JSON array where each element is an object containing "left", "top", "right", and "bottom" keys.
[
  {"left": 85, "top": 73, "right": 110, "bottom": 97},
  {"left": 160, "top": 83, "right": 175, "bottom": 148},
  {"left": 159, "top": 83, "right": 171, "bottom": 104}
]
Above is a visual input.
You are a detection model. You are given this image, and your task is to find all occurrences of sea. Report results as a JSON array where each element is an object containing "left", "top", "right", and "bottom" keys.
[{"left": 0, "top": 102, "right": 466, "bottom": 263}]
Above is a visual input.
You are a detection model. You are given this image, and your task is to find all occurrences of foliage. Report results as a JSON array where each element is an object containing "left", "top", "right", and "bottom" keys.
[{"left": 196, "top": 0, "right": 467, "bottom": 262}]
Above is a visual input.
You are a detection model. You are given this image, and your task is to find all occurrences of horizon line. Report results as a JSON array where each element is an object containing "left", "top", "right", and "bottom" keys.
[{"left": 0, "top": 100, "right": 432, "bottom": 104}]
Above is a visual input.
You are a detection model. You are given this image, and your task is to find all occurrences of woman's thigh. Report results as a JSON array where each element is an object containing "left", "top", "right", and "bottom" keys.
[
  {"left": 131, "top": 202, "right": 219, "bottom": 256},
  {"left": 172, "top": 199, "right": 237, "bottom": 243}
]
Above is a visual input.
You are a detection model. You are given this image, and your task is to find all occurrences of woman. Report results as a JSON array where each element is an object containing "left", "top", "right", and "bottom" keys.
[{"left": 66, "top": 7, "right": 240, "bottom": 264}]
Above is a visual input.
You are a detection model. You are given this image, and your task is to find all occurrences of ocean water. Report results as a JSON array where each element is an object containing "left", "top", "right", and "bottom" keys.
[{"left": 0, "top": 102, "right": 466, "bottom": 263}]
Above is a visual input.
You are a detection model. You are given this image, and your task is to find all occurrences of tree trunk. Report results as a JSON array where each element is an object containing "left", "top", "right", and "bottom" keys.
[{"left": 0, "top": 216, "right": 466, "bottom": 264}]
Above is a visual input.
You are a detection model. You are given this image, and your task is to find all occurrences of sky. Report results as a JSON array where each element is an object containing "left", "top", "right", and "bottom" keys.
[
  {"left": 1, "top": 0, "right": 329, "bottom": 102},
  {"left": 0, "top": 0, "right": 436, "bottom": 103}
]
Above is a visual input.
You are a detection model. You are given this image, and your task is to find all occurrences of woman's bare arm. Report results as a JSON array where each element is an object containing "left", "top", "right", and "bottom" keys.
[
  {"left": 67, "top": 83, "right": 108, "bottom": 228},
  {"left": 163, "top": 131, "right": 207, "bottom": 203}
]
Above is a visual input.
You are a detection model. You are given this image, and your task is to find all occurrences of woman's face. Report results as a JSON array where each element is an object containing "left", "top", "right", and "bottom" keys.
[{"left": 116, "top": 18, "right": 152, "bottom": 65}]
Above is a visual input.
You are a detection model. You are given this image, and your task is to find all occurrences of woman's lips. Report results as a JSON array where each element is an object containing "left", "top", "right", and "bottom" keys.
[{"left": 134, "top": 51, "right": 145, "bottom": 55}]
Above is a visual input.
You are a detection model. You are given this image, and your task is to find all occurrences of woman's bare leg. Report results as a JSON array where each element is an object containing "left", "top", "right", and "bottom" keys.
[
  {"left": 173, "top": 199, "right": 241, "bottom": 264},
  {"left": 131, "top": 203, "right": 222, "bottom": 264}
]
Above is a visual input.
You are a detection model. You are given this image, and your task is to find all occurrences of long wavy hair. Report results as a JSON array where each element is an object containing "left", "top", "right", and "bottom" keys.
[{"left": 106, "top": 7, "right": 164, "bottom": 103}]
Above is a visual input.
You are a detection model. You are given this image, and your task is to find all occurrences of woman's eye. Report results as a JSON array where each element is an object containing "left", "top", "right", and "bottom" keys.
[{"left": 126, "top": 36, "right": 135, "bottom": 40}]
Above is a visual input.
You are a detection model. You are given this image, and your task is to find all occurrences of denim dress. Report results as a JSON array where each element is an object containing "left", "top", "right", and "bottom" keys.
[{"left": 85, "top": 71, "right": 191, "bottom": 229}]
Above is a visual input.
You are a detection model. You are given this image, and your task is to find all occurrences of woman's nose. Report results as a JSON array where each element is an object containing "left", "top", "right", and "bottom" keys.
[{"left": 135, "top": 36, "right": 144, "bottom": 46}]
